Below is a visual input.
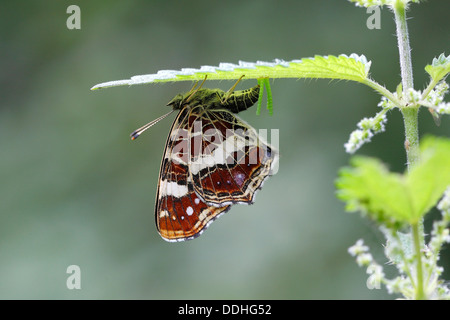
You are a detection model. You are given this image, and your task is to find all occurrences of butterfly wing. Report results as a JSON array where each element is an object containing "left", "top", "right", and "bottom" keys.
[
  {"left": 155, "top": 90, "right": 278, "bottom": 242},
  {"left": 155, "top": 109, "right": 230, "bottom": 242},
  {"left": 188, "top": 107, "right": 278, "bottom": 207}
]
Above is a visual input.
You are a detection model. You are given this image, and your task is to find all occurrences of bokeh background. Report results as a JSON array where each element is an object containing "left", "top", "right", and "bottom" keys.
[{"left": 1, "top": 0, "right": 450, "bottom": 299}]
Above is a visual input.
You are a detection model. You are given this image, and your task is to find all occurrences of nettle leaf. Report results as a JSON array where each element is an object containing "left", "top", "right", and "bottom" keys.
[
  {"left": 336, "top": 157, "right": 410, "bottom": 227},
  {"left": 336, "top": 136, "right": 450, "bottom": 226},
  {"left": 90, "top": 54, "right": 371, "bottom": 90},
  {"left": 425, "top": 53, "right": 450, "bottom": 83},
  {"left": 407, "top": 136, "right": 450, "bottom": 221}
]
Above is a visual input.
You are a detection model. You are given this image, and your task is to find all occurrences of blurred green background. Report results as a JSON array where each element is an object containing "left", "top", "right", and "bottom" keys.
[{"left": 1, "top": 0, "right": 450, "bottom": 299}]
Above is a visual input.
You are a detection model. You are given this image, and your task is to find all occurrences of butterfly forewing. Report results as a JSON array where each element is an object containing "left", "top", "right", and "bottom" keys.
[{"left": 155, "top": 108, "right": 227, "bottom": 241}]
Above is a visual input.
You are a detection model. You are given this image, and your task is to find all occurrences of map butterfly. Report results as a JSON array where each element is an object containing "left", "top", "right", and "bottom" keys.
[{"left": 131, "top": 78, "right": 278, "bottom": 242}]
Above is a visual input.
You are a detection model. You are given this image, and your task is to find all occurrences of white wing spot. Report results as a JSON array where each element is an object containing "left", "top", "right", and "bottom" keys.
[
  {"left": 159, "top": 180, "right": 189, "bottom": 198},
  {"left": 188, "top": 133, "right": 250, "bottom": 175},
  {"left": 159, "top": 210, "right": 169, "bottom": 218},
  {"left": 194, "top": 198, "right": 200, "bottom": 205},
  {"left": 186, "top": 206, "right": 194, "bottom": 216}
]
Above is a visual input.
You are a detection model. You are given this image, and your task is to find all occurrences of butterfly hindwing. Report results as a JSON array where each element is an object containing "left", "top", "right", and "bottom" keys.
[{"left": 188, "top": 108, "right": 275, "bottom": 206}]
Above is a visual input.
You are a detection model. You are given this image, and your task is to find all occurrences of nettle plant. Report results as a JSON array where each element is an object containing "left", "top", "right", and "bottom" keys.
[{"left": 92, "top": 0, "right": 450, "bottom": 299}]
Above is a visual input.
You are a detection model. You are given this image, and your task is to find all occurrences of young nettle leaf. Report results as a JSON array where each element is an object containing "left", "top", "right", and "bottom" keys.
[
  {"left": 336, "top": 136, "right": 450, "bottom": 226},
  {"left": 425, "top": 54, "right": 450, "bottom": 83}
]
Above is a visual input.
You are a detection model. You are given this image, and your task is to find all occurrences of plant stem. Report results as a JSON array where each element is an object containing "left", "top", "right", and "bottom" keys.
[
  {"left": 394, "top": 1, "right": 414, "bottom": 93},
  {"left": 412, "top": 222, "right": 426, "bottom": 299},
  {"left": 393, "top": 1, "right": 425, "bottom": 300},
  {"left": 421, "top": 78, "right": 440, "bottom": 101},
  {"left": 393, "top": 1, "right": 420, "bottom": 168},
  {"left": 401, "top": 107, "right": 420, "bottom": 168},
  {"left": 363, "top": 78, "right": 402, "bottom": 106}
]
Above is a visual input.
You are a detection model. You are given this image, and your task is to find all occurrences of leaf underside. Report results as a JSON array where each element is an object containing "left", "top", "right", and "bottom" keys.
[{"left": 91, "top": 54, "right": 371, "bottom": 90}]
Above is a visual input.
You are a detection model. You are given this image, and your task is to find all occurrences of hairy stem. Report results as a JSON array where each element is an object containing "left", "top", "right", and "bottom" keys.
[
  {"left": 401, "top": 107, "right": 420, "bottom": 168},
  {"left": 393, "top": 1, "right": 425, "bottom": 300},
  {"left": 394, "top": 2, "right": 420, "bottom": 168},
  {"left": 412, "top": 222, "right": 426, "bottom": 299},
  {"left": 363, "top": 78, "right": 402, "bottom": 106},
  {"left": 394, "top": 1, "right": 414, "bottom": 93}
]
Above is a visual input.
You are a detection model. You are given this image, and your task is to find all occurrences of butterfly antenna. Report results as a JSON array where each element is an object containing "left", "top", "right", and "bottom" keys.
[
  {"left": 186, "top": 75, "right": 208, "bottom": 103},
  {"left": 130, "top": 110, "right": 175, "bottom": 140}
]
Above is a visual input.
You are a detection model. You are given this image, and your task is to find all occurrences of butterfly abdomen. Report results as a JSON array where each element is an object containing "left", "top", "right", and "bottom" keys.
[{"left": 221, "top": 85, "right": 260, "bottom": 113}]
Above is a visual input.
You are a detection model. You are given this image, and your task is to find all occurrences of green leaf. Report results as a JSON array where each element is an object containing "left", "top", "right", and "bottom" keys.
[
  {"left": 336, "top": 157, "right": 410, "bottom": 227},
  {"left": 90, "top": 54, "right": 371, "bottom": 90},
  {"left": 407, "top": 136, "right": 450, "bottom": 221},
  {"left": 336, "top": 136, "right": 450, "bottom": 226},
  {"left": 425, "top": 53, "right": 450, "bottom": 83}
]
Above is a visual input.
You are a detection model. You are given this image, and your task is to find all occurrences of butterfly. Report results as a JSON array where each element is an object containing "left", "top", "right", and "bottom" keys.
[{"left": 131, "top": 77, "right": 278, "bottom": 242}]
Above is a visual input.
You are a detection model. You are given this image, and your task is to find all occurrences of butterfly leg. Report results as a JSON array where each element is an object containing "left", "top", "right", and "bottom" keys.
[
  {"left": 221, "top": 75, "right": 246, "bottom": 104},
  {"left": 186, "top": 75, "right": 208, "bottom": 103}
]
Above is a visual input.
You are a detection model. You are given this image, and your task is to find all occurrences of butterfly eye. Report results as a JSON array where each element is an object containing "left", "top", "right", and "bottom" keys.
[{"left": 166, "top": 94, "right": 184, "bottom": 108}]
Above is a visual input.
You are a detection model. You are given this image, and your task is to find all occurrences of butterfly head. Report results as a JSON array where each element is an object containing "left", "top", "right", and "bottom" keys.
[{"left": 166, "top": 93, "right": 185, "bottom": 110}]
